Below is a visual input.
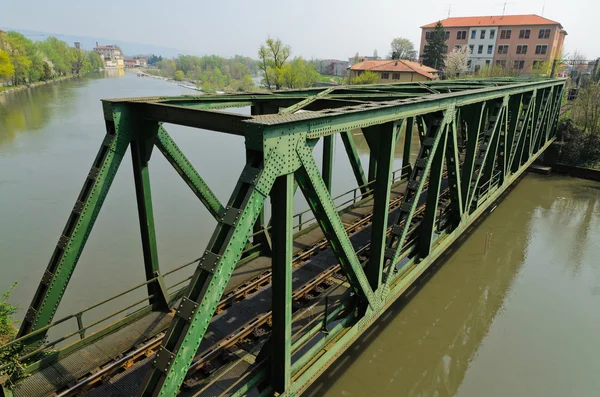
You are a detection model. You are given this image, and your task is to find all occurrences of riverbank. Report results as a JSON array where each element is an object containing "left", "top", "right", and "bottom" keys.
[{"left": 0, "top": 74, "right": 88, "bottom": 96}]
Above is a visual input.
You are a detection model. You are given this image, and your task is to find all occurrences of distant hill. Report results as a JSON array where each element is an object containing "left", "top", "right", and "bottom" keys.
[{"left": 0, "top": 27, "right": 185, "bottom": 57}]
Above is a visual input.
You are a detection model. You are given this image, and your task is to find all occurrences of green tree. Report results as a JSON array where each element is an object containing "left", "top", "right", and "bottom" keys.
[
  {"left": 0, "top": 50, "right": 14, "bottom": 81},
  {"left": 42, "top": 62, "right": 53, "bottom": 80},
  {"left": 173, "top": 70, "right": 185, "bottom": 81},
  {"left": 422, "top": 21, "right": 447, "bottom": 70},
  {"left": 5, "top": 32, "right": 33, "bottom": 85},
  {"left": 390, "top": 37, "right": 415, "bottom": 60},
  {"left": 87, "top": 51, "right": 103, "bottom": 71},
  {"left": 258, "top": 37, "right": 291, "bottom": 89},
  {"left": 571, "top": 83, "right": 600, "bottom": 135},
  {"left": 38, "top": 37, "right": 73, "bottom": 75},
  {"left": 351, "top": 70, "right": 379, "bottom": 85},
  {"left": 27, "top": 49, "right": 45, "bottom": 82},
  {"left": 279, "top": 57, "right": 320, "bottom": 89}
]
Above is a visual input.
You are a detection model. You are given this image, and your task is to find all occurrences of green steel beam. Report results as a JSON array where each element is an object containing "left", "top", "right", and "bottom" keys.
[
  {"left": 445, "top": 119, "right": 463, "bottom": 225},
  {"left": 365, "top": 121, "right": 396, "bottom": 291},
  {"left": 364, "top": 128, "right": 379, "bottom": 184},
  {"left": 460, "top": 103, "right": 485, "bottom": 208},
  {"left": 138, "top": 153, "right": 275, "bottom": 397},
  {"left": 17, "top": 103, "right": 132, "bottom": 349},
  {"left": 270, "top": 173, "right": 294, "bottom": 393},
  {"left": 133, "top": 102, "right": 251, "bottom": 135},
  {"left": 322, "top": 135, "right": 334, "bottom": 193},
  {"left": 155, "top": 127, "right": 225, "bottom": 219},
  {"left": 131, "top": 120, "right": 170, "bottom": 312},
  {"left": 418, "top": 125, "right": 448, "bottom": 258},
  {"left": 401, "top": 117, "right": 414, "bottom": 178},
  {"left": 340, "top": 131, "right": 370, "bottom": 195},
  {"left": 383, "top": 111, "right": 448, "bottom": 285},
  {"left": 295, "top": 144, "right": 376, "bottom": 308}
]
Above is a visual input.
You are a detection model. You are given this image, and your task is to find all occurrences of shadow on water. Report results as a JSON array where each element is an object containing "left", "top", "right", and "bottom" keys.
[{"left": 304, "top": 175, "right": 557, "bottom": 397}]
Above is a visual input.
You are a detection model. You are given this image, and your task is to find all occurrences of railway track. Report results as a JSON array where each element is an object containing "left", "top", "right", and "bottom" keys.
[{"left": 55, "top": 181, "right": 454, "bottom": 397}]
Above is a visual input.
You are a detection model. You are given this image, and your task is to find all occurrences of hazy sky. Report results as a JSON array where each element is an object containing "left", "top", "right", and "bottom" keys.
[{"left": 3, "top": 0, "right": 596, "bottom": 59}]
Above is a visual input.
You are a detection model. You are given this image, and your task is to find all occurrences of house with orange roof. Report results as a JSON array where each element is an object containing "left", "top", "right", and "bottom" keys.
[
  {"left": 349, "top": 59, "right": 438, "bottom": 83},
  {"left": 420, "top": 14, "right": 567, "bottom": 74}
]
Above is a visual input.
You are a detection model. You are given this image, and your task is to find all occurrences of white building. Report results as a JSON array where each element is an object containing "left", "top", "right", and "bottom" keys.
[{"left": 466, "top": 26, "right": 498, "bottom": 72}]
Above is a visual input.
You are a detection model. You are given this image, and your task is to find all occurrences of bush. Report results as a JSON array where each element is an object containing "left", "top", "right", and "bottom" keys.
[
  {"left": 555, "top": 118, "right": 600, "bottom": 168},
  {"left": 351, "top": 70, "right": 378, "bottom": 85},
  {"left": 0, "top": 282, "right": 25, "bottom": 388}
]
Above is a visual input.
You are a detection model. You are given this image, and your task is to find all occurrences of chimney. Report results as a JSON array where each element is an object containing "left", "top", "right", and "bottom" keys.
[{"left": 395, "top": 61, "right": 398, "bottom": 66}]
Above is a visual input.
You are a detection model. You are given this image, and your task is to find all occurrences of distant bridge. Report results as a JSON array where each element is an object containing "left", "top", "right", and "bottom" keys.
[{"left": 1, "top": 77, "right": 565, "bottom": 397}]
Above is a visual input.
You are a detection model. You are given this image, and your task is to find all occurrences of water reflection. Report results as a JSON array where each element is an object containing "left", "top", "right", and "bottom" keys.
[
  {"left": 0, "top": 74, "right": 108, "bottom": 146},
  {"left": 309, "top": 174, "right": 600, "bottom": 397}
]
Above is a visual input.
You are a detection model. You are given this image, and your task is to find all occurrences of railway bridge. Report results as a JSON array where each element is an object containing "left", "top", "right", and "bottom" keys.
[{"left": 0, "top": 77, "right": 565, "bottom": 397}]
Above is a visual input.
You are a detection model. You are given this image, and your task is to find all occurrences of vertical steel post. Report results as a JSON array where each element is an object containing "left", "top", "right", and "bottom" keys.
[
  {"left": 365, "top": 122, "right": 396, "bottom": 291},
  {"left": 401, "top": 117, "right": 414, "bottom": 178},
  {"left": 131, "top": 122, "right": 169, "bottom": 311},
  {"left": 322, "top": 135, "right": 334, "bottom": 193},
  {"left": 270, "top": 173, "right": 294, "bottom": 393}
]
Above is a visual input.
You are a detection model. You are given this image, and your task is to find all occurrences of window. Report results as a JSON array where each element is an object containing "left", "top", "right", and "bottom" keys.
[
  {"left": 467, "top": 60, "right": 472, "bottom": 68},
  {"left": 456, "top": 30, "right": 467, "bottom": 40},
  {"left": 487, "top": 45, "right": 493, "bottom": 54},
  {"left": 486, "top": 60, "right": 491, "bottom": 66},
  {"left": 538, "top": 28, "right": 551, "bottom": 39},
  {"left": 381, "top": 72, "right": 389, "bottom": 79},
  {"left": 516, "top": 45, "right": 528, "bottom": 54},
  {"left": 469, "top": 45, "right": 474, "bottom": 53},
  {"left": 480, "top": 29, "right": 486, "bottom": 39},
  {"left": 474, "top": 65, "right": 481, "bottom": 72},
  {"left": 519, "top": 29, "right": 531, "bottom": 39},
  {"left": 392, "top": 73, "right": 400, "bottom": 80},
  {"left": 471, "top": 30, "right": 477, "bottom": 39},
  {"left": 500, "top": 29, "right": 512, "bottom": 39},
  {"left": 445, "top": 31, "right": 450, "bottom": 40},
  {"left": 490, "top": 30, "right": 496, "bottom": 39},
  {"left": 478, "top": 45, "right": 483, "bottom": 54},
  {"left": 497, "top": 45, "right": 509, "bottom": 54},
  {"left": 514, "top": 60, "right": 525, "bottom": 69},
  {"left": 535, "top": 45, "right": 548, "bottom": 55},
  {"left": 496, "top": 60, "right": 507, "bottom": 67},
  {"left": 425, "top": 31, "right": 432, "bottom": 41}
]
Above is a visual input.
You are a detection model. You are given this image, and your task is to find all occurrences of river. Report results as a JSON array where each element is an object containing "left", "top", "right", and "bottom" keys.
[{"left": 1, "top": 72, "right": 599, "bottom": 396}]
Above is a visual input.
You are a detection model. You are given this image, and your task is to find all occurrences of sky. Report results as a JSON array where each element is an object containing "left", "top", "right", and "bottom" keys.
[{"left": 2, "top": 0, "right": 596, "bottom": 60}]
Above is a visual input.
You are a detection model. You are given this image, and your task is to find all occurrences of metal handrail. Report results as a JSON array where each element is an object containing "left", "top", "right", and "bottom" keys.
[{"left": 0, "top": 163, "right": 412, "bottom": 363}]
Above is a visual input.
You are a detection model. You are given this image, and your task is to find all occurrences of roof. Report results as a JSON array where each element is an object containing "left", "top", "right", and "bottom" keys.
[
  {"left": 350, "top": 60, "right": 438, "bottom": 79},
  {"left": 421, "top": 14, "right": 562, "bottom": 28}
]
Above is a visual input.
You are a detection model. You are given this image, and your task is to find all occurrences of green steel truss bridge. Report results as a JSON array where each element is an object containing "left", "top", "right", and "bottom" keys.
[{"left": 1, "top": 78, "right": 565, "bottom": 397}]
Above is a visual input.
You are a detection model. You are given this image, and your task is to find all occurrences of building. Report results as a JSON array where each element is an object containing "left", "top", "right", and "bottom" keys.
[
  {"left": 349, "top": 55, "right": 379, "bottom": 65},
  {"left": 315, "top": 59, "right": 349, "bottom": 77},
  {"left": 419, "top": 14, "right": 567, "bottom": 74},
  {"left": 349, "top": 60, "right": 438, "bottom": 83},
  {"left": 93, "top": 43, "right": 125, "bottom": 69}
]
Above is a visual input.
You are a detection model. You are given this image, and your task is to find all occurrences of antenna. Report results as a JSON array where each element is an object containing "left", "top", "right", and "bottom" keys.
[
  {"left": 502, "top": 1, "right": 507, "bottom": 17},
  {"left": 447, "top": 4, "right": 452, "bottom": 19},
  {"left": 541, "top": 0, "right": 546, "bottom": 16}
]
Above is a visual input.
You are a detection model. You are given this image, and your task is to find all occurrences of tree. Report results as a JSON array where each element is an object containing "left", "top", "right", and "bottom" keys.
[
  {"left": 351, "top": 70, "right": 379, "bottom": 85},
  {"left": 422, "top": 21, "right": 447, "bottom": 70},
  {"left": 390, "top": 38, "right": 415, "bottom": 60},
  {"left": 5, "top": 32, "right": 33, "bottom": 85},
  {"left": 571, "top": 83, "right": 600, "bottom": 135},
  {"left": 278, "top": 57, "right": 320, "bottom": 89},
  {"left": 87, "top": 51, "right": 103, "bottom": 71},
  {"left": 42, "top": 62, "right": 52, "bottom": 80},
  {"left": 0, "top": 50, "right": 14, "bottom": 82},
  {"left": 444, "top": 46, "right": 470, "bottom": 78},
  {"left": 258, "top": 37, "right": 291, "bottom": 89},
  {"left": 373, "top": 49, "right": 378, "bottom": 59},
  {"left": 173, "top": 70, "right": 185, "bottom": 81}
]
